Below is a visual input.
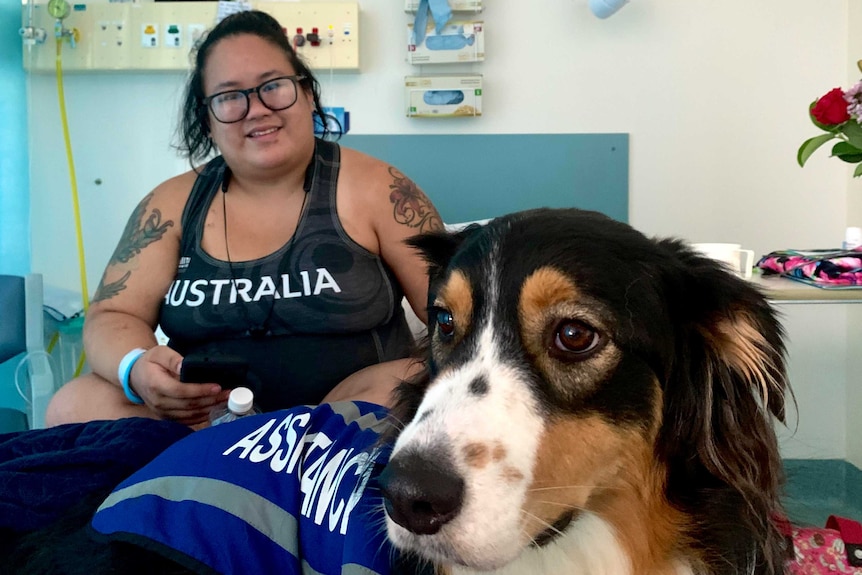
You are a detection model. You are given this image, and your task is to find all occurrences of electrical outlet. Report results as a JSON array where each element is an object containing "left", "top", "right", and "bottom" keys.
[
  {"left": 141, "top": 23, "right": 158, "bottom": 48},
  {"left": 164, "top": 23, "right": 181, "bottom": 48}
]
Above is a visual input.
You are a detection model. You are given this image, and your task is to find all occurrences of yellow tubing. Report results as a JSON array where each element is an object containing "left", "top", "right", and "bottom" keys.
[
  {"left": 46, "top": 331, "right": 59, "bottom": 354},
  {"left": 55, "top": 35, "right": 88, "bottom": 377}
]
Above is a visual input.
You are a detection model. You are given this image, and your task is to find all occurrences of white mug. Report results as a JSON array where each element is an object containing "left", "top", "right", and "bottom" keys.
[{"left": 690, "top": 243, "right": 755, "bottom": 279}]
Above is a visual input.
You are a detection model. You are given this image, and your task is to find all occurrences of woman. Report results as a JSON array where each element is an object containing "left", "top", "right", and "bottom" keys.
[{"left": 46, "top": 10, "right": 441, "bottom": 427}]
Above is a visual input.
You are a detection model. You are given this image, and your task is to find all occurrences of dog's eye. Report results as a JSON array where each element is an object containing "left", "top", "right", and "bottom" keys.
[
  {"left": 553, "top": 320, "right": 600, "bottom": 355},
  {"left": 435, "top": 309, "right": 455, "bottom": 337}
]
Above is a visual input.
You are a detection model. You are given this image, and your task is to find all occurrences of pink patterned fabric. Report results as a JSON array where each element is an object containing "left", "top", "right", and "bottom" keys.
[
  {"left": 784, "top": 517, "right": 862, "bottom": 574},
  {"left": 757, "top": 248, "right": 862, "bottom": 287}
]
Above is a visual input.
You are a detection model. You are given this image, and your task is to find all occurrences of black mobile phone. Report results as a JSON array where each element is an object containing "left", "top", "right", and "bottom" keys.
[{"left": 180, "top": 352, "right": 249, "bottom": 388}]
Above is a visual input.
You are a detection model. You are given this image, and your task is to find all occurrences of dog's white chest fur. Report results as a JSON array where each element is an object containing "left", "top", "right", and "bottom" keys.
[{"left": 449, "top": 512, "right": 693, "bottom": 575}]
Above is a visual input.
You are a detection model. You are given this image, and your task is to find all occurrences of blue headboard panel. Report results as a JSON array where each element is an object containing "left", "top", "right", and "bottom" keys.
[{"left": 340, "top": 133, "right": 629, "bottom": 224}]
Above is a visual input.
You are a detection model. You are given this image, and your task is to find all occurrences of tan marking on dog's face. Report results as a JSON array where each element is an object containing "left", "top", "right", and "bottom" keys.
[
  {"left": 520, "top": 387, "right": 692, "bottom": 572},
  {"left": 518, "top": 267, "right": 622, "bottom": 401},
  {"left": 425, "top": 270, "right": 474, "bottom": 392},
  {"left": 435, "top": 270, "right": 473, "bottom": 341},
  {"left": 463, "top": 442, "right": 490, "bottom": 469},
  {"left": 521, "top": 415, "right": 633, "bottom": 541},
  {"left": 519, "top": 267, "right": 580, "bottom": 354},
  {"left": 589, "top": 437, "right": 697, "bottom": 574},
  {"left": 501, "top": 466, "right": 524, "bottom": 483},
  {"left": 585, "top": 386, "right": 694, "bottom": 573},
  {"left": 492, "top": 441, "right": 506, "bottom": 462}
]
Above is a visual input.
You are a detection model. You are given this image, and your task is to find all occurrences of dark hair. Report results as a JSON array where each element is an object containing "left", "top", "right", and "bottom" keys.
[{"left": 175, "top": 10, "right": 337, "bottom": 165}]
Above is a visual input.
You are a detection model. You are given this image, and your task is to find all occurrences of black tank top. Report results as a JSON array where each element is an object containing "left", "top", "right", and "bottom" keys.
[{"left": 158, "top": 139, "right": 414, "bottom": 410}]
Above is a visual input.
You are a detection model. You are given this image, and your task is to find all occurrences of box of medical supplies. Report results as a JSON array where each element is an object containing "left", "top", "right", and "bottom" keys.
[
  {"left": 405, "top": 75, "right": 483, "bottom": 118},
  {"left": 407, "top": 21, "right": 484, "bottom": 64}
]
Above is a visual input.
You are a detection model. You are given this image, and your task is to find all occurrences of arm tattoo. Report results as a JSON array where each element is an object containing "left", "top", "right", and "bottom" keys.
[
  {"left": 109, "top": 192, "right": 174, "bottom": 265},
  {"left": 91, "top": 270, "right": 131, "bottom": 304},
  {"left": 91, "top": 193, "right": 174, "bottom": 304},
  {"left": 388, "top": 167, "right": 442, "bottom": 234}
]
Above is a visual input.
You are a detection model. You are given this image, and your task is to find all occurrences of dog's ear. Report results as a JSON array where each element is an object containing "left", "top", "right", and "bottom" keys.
[
  {"left": 657, "top": 239, "right": 790, "bottom": 504},
  {"left": 406, "top": 230, "right": 460, "bottom": 282},
  {"left": 406, "top": 223, "right": 485, "bottom": 283}
]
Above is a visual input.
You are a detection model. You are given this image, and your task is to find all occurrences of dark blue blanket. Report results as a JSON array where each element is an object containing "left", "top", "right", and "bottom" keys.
[{"left": 0, "top": 418, "right": 191, "bottom": 532}]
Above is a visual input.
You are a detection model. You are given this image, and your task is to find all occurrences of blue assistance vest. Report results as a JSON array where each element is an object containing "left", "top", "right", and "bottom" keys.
[{"left": 91, "top": 401, "right": 395, "bottom": 575}]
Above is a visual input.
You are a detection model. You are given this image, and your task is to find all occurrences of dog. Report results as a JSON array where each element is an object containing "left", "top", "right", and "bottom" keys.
[
  {"left": 378, "top": 208, "right": 791, "bottom": 575},
  {"left": 4, "top": 208, "right": 791, "bottom": 575}
]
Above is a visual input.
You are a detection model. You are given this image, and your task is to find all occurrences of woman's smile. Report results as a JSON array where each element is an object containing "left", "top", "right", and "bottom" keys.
[{"left": 247, "top": 126, "right": 281, "bottom": 139}]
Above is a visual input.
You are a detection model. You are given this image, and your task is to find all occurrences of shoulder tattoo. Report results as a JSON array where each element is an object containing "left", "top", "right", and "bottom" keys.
[{"left": 388, "top": 167, "right": 443, "bottom": 234}]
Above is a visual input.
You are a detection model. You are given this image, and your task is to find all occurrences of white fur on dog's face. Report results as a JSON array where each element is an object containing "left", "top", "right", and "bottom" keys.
[
  {"left": 386, "top": 260, "right": 637, "bottom": 570},
  {"left": 387, "top": 318, "right": 544, "bottom": 568}
]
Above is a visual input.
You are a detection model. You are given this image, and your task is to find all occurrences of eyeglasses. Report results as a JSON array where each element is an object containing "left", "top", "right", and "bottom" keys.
[{"left": 202, "top": 75, "right": 306, "bottom": 124}]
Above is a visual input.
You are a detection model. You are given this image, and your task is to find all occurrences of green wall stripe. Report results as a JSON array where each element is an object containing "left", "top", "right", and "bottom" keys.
[{"left": 340, "top": 134, "right": 629, "bottom": 225}]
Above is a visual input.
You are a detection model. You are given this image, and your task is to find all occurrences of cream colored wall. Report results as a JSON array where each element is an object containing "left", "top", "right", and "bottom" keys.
[
  {"left": 27, "top": 0, "right": 860, "bottom": 460},
  {"left": 845, "top": 0, "right": 862, "bottom": 470}
]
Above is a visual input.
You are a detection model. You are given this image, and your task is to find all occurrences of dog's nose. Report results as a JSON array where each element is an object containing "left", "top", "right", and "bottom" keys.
[{"left": 379, "top": 450, "right": 464, "bottom": 535}]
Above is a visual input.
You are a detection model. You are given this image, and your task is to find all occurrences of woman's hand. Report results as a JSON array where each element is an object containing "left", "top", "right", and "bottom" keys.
[{"left": 128, "top": 346, "right": 230, "bottom": 425}]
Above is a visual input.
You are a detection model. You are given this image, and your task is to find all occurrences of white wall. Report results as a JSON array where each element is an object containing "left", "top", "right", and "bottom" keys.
[
  {"left": 26, "top": 0, "right": 860, "bottom": 462},
  {"left": 844, "top": 0, "right": 862, "bottom": 471}
]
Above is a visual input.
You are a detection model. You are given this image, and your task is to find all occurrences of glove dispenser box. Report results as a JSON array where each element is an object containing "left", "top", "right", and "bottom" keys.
[
  {"left": 405, "top": 75, "right": 482, "bottom": 117},
  {"left": 407, "top": 21, "right": 484, "bottom": 64}
]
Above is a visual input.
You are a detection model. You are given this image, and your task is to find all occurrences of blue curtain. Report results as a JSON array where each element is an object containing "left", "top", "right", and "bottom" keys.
[
  {"left": 0, "top": 0, "right": 30, "bottom": 276},
  {"left": 0, "top": 0, "right": 30, "bottom": 412}
]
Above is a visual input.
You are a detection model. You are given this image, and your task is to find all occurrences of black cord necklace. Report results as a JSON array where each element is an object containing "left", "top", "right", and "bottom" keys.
[{"left": 221, "top": 166, "right": 310, "bottom": 339}]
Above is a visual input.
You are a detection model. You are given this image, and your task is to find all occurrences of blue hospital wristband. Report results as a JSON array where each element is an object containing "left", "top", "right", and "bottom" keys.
[{"left": 118, "top": 348, "right": 147, "bottom": 405}]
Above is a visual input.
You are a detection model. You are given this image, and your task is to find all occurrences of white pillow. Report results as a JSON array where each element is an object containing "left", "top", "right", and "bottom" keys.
[{"left": 444, "top": 218, "right": 490, "bottom": 232}]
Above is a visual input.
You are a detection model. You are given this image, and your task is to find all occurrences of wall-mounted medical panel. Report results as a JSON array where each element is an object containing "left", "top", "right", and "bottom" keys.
[
  {"left": 264, "top": 1, "right": 359, "bottom": 71},
  {"left": 407, "top": 20, "right": 483, "bottom": 65},
  {"left": 22, "top": 1, "right": 359, "bottom": 72},
  {"left": 404, "top": 0, "right": 483, "bottom": 12},
  {"left": 405, "top": 74, "right": 482, "bottom": 117}
]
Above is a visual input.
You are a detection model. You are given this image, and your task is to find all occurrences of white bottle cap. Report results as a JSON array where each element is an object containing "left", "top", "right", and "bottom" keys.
[
  {"left": 845, "top": 226, "right": 862, "bottom": 249},
  {"left": 227, "top": 387, "right": 254, "bottom": 414}
]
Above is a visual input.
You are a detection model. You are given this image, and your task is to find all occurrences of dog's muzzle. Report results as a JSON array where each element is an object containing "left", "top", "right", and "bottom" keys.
[{"left": 379, "top": 449, "right": 465, "bottom": 535}]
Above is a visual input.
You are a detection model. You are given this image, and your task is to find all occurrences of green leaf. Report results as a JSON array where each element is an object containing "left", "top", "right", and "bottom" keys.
[
  {"left": 854, "top": 163, "right": 862, "bottom": 177},
  {"left": 798, "top": 133, "right": 838, "bottom": 166},
  {"left": 831, "top": 141, "right": 862, "bottom": 163},
  {"left": 841, "top": 120, "right": 862, "bottom": 149}
]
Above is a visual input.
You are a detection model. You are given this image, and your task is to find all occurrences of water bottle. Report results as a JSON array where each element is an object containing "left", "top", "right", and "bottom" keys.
[{"left": 209, "top": 387, "right": 261, "bottom": 426}]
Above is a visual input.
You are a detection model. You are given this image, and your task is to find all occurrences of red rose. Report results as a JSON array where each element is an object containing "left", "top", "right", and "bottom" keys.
[{"left": 811, "top": 87, "right": 851, "bottom": 125}]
